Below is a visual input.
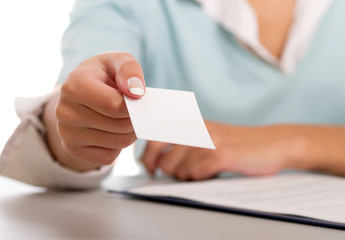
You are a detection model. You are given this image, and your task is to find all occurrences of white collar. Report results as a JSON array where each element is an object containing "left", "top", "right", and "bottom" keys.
[{"left": 195, "top": 0, "right": 334, "bottom": 74}]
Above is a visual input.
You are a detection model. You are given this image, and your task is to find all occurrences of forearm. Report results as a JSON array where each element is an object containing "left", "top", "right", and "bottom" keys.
[
  {"left": 42, "top": 92, "right": 103, "bottom": 172},
  {"left": 285, "top": 125, "right": 345, "bottom": 176}
]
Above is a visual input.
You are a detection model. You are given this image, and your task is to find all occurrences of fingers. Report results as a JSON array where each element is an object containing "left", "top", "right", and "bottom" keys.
[
  {"left": 174, "top": 148, "right": 208, "bottom": 180},
  {"left": 144, "top": 145, "right": 233, "bottom": 181},
  {"left": 56, "top": 98, "right": 133, "bottom": 134},
  {"left": 158, "top": 145, "right": 189, "bottom": 177},
  {"left": 55, "top": 52, "right": 145, "bottom": 167},
  {"left": 140, "top": 121, "right": 292, "bottom": 181},
  {"left": 61, "top": 68, "right": 129, "bottom": 118},
  {"left": 58, "top": 125, "right": 136, "bottom": 150},
  {"left": 140, "top": 142, "right": 171, "bottom": 175},
  {"left": 63, "top": 145, "right": 122, "bottom": 166},
  {"left": 141, "top": 143, "right": 213, "bottom": 181},
  {"left": 61, "top": 52, "right": 145, "bottom": 119},
  {"left": 58, "top": 123, "right": 136, "bottom": 165},
  {"left": 188, "top": 149, "right": 232, "bottom": 180}
]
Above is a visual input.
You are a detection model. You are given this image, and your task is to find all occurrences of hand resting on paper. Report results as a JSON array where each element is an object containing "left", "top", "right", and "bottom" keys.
[{"left": 141, "top": 121, "right": 345, "bottom": 180}]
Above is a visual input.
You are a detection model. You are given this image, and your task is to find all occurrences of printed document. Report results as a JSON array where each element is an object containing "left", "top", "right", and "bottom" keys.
[{"left": 128, "top": 173, "right": 345, "bottom": 224}]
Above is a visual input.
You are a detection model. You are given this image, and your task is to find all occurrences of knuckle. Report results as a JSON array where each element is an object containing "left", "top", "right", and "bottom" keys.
[
  {"left": 99, "top": 149, "right": 119, "bottom": 165},
  {"left": 176, "top": 170, "right": 188, "bottom": 181},
  {"left": 115, "top": 118, "right": 133, "bottom": 133},
  {"left": 190, "top": 168, "right": 204, "bottom": 181},
  {"left": 61, "top": 70, "right": 81, "bottom": 95},
  {"left": 147, "top": 142, "right": 165, "bottom": 152},
  {"left": 118, "top": 60, "right": 142, "bottom": 76},
  {"left": 60, "top": 82, "right": 74, "bottom": 97},
  {"left": 113, "top": 132, "right": 136, "bottom": 149},
  {"left": 55, "top": 104, "right": 73, "bottom": 123},
  {"left": 160, "top": 161, "right": 173, "bottom": 176},
  {"left": 114, "top": 52, "right": 136, "bottom": 61},
  {"left": 106, "top": 99, "right": 123, "bottom": 116}
]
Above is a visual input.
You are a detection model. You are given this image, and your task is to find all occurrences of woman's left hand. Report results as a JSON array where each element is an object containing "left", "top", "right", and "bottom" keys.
[{"left": 140, "top": 121, "right": 318, "bottom": 180}]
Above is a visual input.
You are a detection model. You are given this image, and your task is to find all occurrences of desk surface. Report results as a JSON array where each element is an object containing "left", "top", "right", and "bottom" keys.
[{"left": 0, "top": 176, "right": 344, "bottom": 240}]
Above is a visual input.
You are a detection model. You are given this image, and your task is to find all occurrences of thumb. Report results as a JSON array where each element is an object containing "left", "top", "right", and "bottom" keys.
[
  {"left": 104, "top": 52, "right": 146, "bottom": 99},
  {"left": 126, "top": 76, "right": 146, "bottom": 98}
]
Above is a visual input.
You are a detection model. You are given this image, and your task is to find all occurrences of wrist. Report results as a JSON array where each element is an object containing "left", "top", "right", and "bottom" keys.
[
  {"left": 271, "top": 125, "right": 321, "bottom": 171},
  {"left": 284, "top": 125, "right": 330, "bottom": 172}
]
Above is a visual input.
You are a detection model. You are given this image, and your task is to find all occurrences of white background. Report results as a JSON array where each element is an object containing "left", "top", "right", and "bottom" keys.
[{"left": 0, "top": 0, "right": 139, "bottom": 177}]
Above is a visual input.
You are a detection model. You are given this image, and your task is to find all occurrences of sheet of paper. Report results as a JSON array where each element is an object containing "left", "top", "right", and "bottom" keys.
[
  {"left": 128, "top": 173, "right": 345, "bottom": 224},
  {"left": 124, "top": 87, "right": 215, "bottom": 149}
]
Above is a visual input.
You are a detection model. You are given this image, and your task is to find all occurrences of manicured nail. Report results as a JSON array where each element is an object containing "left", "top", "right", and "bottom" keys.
[{"left": 128, "top": 77, "right": 144, "bottom": 96}]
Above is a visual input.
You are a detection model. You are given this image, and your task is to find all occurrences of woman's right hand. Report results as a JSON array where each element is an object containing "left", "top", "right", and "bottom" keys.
[{"left": 43, "top": 52, "right": 145, "bottom": 171}]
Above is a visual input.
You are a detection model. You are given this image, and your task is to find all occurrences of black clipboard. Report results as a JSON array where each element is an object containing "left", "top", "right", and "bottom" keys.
[
  {"left": 107, "top": 174, "right": 345, "bottom": 231},
  {"left": 109, "top": 189, "right": 345, "bottom": 231}
]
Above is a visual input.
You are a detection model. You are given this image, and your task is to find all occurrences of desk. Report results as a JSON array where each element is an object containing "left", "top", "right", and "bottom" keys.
[{"left": 0, "top": 176, "right": 344, "bottom": 240}]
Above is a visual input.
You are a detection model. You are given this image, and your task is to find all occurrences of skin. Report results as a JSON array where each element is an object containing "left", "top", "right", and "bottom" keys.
[
  {"left": 43, "top": 0, "right": 345, "bottom": 179},
  {"left": 141, "top": 123, "right": 345, "bottom": 180},
  {"left": 43, "top": 52, "right": 145, "bottom": 171},
  {"left": 248, "top": 0, "right": 296, "bottom": 59}
]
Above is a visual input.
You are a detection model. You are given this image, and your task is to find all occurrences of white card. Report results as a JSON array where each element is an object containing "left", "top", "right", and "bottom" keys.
[{"left": 124, "top": 87, "right": 215, "bottom": 149}]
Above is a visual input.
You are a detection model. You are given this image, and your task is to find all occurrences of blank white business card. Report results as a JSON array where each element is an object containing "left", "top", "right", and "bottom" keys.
[{"left": 124, "top": 87, "right": 215, "bottom": 149}]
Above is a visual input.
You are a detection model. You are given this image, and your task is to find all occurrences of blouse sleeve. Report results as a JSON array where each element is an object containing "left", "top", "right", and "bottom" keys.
[{"left": 0, "top": 89, "right": 113, "bottom": 189}]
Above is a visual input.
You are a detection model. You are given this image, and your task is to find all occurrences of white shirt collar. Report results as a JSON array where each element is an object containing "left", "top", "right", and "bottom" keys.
[{"left": 195, "top": 0, "right": 334, "bottom": 74}]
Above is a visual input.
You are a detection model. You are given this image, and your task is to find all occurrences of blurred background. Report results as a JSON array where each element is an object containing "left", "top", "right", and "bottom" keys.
[{"left": 0, "top": 0, "right": 139, "bottom": 177}]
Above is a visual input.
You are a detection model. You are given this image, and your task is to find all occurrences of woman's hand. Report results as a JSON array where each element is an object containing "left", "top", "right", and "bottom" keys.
[
  {"left": 140, "top": 121, "right": 332, "bottom": 180},
  {"left": 43, "top": 52, "right": 145, "bottom": 171}
]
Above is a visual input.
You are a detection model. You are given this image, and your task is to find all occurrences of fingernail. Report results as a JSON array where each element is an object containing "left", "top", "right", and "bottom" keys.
[{"left": 128, "top": 77, "right": 144, "bottom": 96}]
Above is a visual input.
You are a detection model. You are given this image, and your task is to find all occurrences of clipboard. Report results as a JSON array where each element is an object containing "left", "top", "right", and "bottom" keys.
[{"left": 107, "top": 173, "right": 345, "bottom": 231}]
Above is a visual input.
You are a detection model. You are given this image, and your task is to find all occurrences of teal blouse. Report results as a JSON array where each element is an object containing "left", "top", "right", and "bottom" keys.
[{"left": 58, "top": 0, "right": 345, "bottom": 126}]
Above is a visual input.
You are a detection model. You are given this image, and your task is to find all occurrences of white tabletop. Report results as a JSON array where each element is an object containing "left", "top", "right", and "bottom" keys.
[{"left": 0, "top": 175, "right": 344, "bottom": 240}]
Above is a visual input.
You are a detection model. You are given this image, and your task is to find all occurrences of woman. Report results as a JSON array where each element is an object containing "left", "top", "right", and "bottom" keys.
[{"left": 1, "top": 0, "right": 345, "bottom": 189}]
